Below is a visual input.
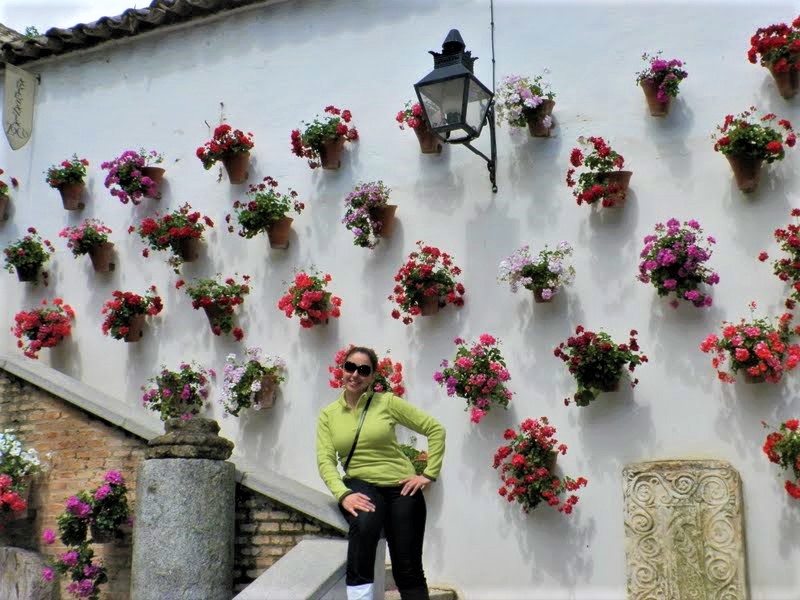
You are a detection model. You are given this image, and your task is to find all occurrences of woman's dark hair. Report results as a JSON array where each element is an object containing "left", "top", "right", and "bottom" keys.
[{"left": 344, "top": 346, "right": 378, "bottom": 370}]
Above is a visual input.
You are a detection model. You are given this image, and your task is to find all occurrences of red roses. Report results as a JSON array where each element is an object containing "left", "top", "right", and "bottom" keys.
[
  {"left": 566, "top": 136, "right": 629, "bottom": 208},
  {"left": 290, "top": 106, "right": 358, "bottom": 169},
  {"left": 763, "top": 419, "right": 800, "bottom": 499},
  {"left": 494, "top": 417, "right": 587, "bottom": 514},
  {"left": 12, "top": 298, "right": 75, "bottom": 359},
  {"left": 101, "top": 287, "right": 163, "bottom": 340},
  {"left": 278, "top": 270, "right": 342, "bottom": 328},
  {"left": 747, "top": 16, "right": 800, "bottom": 70},
  {"left": 196, "top": 124, "right": 254, "bottom": 170},
  {"left": 389, "top": 242, "right": 465, "bottom": 325}
]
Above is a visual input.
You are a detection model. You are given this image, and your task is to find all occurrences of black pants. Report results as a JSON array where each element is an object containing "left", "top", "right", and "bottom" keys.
[{"left": 339, "top": 478, "right": 429, "bottom": 600}]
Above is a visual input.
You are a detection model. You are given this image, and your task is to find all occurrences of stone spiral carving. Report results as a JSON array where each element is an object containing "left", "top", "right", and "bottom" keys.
[{"left": 622, "top": 460, "right": 748, "bottom": 600}]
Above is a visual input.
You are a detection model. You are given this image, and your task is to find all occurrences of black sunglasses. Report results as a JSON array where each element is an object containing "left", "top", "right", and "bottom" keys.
[{"left": 343, "top": 361, "right": 373, "bottom": 377}]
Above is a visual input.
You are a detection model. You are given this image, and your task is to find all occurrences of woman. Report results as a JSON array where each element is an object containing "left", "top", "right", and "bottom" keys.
[{"left": 316, "top": 346, "right": 445, "bottom": 600}]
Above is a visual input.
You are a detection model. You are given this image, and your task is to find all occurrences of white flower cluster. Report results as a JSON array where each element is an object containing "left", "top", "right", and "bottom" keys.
[
  {"left": 497, "top": 242, "right": 575, "bottom": 298},
  {"left": 220, "top": 348, "right": 286, "bottom": 416},
  {"left": 497, "top": 244, "right": 534, "bottom": 294},
  {"left": 0, "top": 429, "right": 41, "bottom": 478},
  {"left": 495, "top": 74, "right": 555, "bottom": 129}
]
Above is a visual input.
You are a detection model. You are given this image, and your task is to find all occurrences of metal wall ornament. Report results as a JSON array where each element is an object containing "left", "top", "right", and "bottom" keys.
[{"left": 414, "top": 29, "right": 498, "bottom": 193}]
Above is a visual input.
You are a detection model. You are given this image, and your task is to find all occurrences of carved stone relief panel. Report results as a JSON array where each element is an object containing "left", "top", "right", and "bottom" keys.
[{"left": 622, "top": 460, "right": 748, "bottom": 600}]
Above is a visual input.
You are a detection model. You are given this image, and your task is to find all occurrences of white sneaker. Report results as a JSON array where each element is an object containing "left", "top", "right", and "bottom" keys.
[{"left": 346, "top": 583, "right": 374, "bottom": 600}]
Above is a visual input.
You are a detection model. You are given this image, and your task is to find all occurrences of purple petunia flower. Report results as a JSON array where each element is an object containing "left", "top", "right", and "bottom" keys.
[
  {"left": 104, "top": 470, "right": 124, "bottom": 485},
  {"left": 94, "top": 485, "right": 112, "bottom": 501}
]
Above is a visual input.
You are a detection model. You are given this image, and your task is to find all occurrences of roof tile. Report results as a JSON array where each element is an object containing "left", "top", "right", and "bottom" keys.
[{"left": 1, "top": 0, "right": 270, "bottom": 65}]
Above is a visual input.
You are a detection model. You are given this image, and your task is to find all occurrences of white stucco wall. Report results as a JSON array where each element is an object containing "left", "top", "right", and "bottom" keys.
[{"left": 2, "top": 0, "right": 800, "bottom": 597}]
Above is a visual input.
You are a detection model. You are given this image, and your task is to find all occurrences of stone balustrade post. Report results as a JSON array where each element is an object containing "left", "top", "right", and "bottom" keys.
[{"left": 130, "top": 418, "right": 235, "bottom": 600}]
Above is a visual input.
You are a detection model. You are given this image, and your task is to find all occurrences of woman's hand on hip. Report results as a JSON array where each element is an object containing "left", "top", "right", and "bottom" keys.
[
  {"left": 399, "top": 475, "right": 431, "bottom": 496},
  {"left": 341, "top": 492, "right": 376, "bottom": 517}
]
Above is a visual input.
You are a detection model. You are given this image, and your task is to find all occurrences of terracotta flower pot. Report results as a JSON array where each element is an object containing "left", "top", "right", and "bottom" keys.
[
  {"left": 0, "top": 194, "right": 9, "bottom": 221},
  {"left": 320, "top": 138, "right": 345, "bottom": 170},
  {"left": 742, "top": 372, "right": 765, "bottom": 384},
  {"left": 310, "top": 316, "right": 330, "bottom": 327},
  {"left": 254, "top": 376, "right": 277, "bottom": 409},
  {"left": 419, "top": 295, "right": 441, "bottom": 316},
  {"left": 202, "top": 304, "right": 225, "bottom": 329},
  {"left": 527, "top": 99, "right": 556, "bottom": 137},
  {"left": 532, "top": 288, "right": 553, "bottom": 303},
  {"left": 58, "top": 181, "right": 86, "bottom": 210},
  {"left": 596, "top": 171, "right": 633, "bottom": 207},
  {"left": 766, "top": 62, "right": 799, "bottom": 99},
  {"left": 545, "top": 451, "right": 558, "bottom": 472},
  {"left": 124, "top": 313, "right": 146, "bottom": 343},
  {"left": 15, "top": 264, "right": 38, "bottom": 282},
  {"left": 267, "top": 216, "right": 293, "bottom": 250},
  {"left": 596, "top": 378, "right": 620, "bottom": 393},
  {"left": 725, "top": 154, "right": 763, "bottom": 193},
  {"left": 369, "top": 204, "right": 397, "bottom": 238},
  {"left": 639, "top": 78, "right": 671, "bottom": 117},
  {"left": 90, "top": 524, "right": 115, "bottom": 543},
  {"left": 141, "top": 167, "right": 165, "bottom": 199},
  {"left": 89, "top": 241, "right": 115, "bottom": 273},
  {"left": 222, "top": 152, "right": 250, "bottom": 184},
  {"left": 414, "top": 121, "right": 442, "bottom": 154},
  {"left": 175, "top": 237, "right": 200, "bottom": 262}
]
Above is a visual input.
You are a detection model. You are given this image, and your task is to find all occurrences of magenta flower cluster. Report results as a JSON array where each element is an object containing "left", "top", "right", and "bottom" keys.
[
  {"left": 67, "top": 576, "right": 99, "bottom": 598},
  {"left": 636, "top": 52, "right": 688, "bottom": 103},
  {"left": 638, "top": 218, "right": 719, "bottom": 308},
  {"left": 434, "top": 334, "right": 513, "bottom": 424},
  {"left": 65, "top": 495, "right": 91, "bottom": 518},
  {"left": 93, "top": 485, "right": 112, "bottom": 501},
  {"left": 104, "top": 470, "right": 124, "bottom": 485},
  {"left": 650, "top": 58, "right": 686, "bottom": 102},
  {"left": 100, "top": 149, "right": 162, "bottom": 205},
  {"left": 41, "top": 470, "right": 127, "bottom": 598},
  {"left": 342, "top": 181, "right": 392, "bottom": 249},
  {"left": 140, "top": 362, "right": 212, "bottom": 421}
]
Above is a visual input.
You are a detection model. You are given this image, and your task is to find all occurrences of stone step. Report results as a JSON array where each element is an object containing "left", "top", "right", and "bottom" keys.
[
  {"left": 385, "top": 563, "right": 396, "bottom": 590},
  {"left": 384, "top": 564, "right": 457, "bottom": 599},
  {"left": 385, "top": 588, "right": 456, "bottom": 600}
]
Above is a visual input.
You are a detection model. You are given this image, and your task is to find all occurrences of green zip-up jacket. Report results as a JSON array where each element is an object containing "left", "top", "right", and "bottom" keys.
[{"left": 316, "top": 391, "right": 446, "bottom": 501}]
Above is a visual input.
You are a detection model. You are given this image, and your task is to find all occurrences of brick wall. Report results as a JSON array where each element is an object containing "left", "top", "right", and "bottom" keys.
[
  {"left": 233, "top": 487, "right": 342, "bottom": 594},
  {"left": 0, "top": 369, "right": 343, "bottom": 599}
]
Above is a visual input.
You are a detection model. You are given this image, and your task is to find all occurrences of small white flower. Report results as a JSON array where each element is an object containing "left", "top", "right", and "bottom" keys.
[{"left": 542, "top": 115, "right": 553, "bottom": 129}]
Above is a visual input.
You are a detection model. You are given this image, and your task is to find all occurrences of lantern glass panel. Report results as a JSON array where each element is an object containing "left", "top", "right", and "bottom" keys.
[
  {"left": 465, "top": 77, "right": 491, "bottom": 136},
  {"left": 417, "top": 77, "right": 467, "bottom": 131}
]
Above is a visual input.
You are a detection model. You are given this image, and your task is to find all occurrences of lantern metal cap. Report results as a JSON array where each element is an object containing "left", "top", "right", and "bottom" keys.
[
  {"left": 442, "top": 29, "right": 465, "bottom": 53},
  {"left": 414, "top": 28, "right": 497, "bottom": 193},
  {"left": 429, "top": 29, "right": 476, "bottom": 72}
]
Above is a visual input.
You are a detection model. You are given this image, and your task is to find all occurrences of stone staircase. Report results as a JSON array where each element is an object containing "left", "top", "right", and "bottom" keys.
[{"left": 384, "top": 563, "right": 458, "bottom": 600}]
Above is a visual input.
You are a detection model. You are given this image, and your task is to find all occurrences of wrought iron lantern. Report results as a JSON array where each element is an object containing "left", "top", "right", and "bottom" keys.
[{"left": 414, "top": 29, "right": 497, "bottom": 192}]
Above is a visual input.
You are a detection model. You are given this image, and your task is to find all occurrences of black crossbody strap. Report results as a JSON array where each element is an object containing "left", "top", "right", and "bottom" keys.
[{"left": 343, "top": 393, "right": 374, "bottom": 472}]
